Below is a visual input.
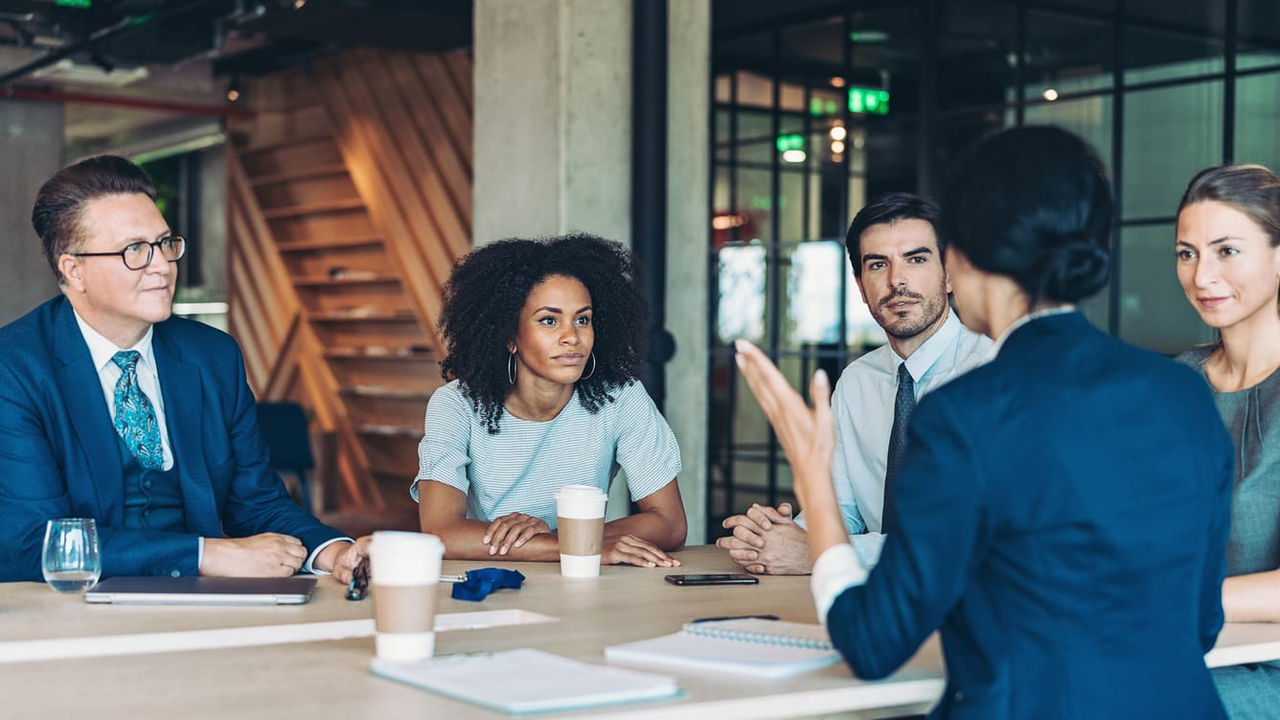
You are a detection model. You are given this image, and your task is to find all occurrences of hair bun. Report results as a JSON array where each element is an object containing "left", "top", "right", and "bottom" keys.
[{"left": 1040, "top": 240, "right": 1110, "bottom": 302}]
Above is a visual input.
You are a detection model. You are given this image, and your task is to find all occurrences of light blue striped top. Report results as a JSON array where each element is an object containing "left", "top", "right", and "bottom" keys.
[{"left": 412, "top": 380, "right": 682, "bottom": 527}]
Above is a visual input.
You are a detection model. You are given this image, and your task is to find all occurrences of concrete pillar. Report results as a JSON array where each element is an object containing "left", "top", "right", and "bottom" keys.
[
  {"left": 474, "top": 0, "right": 710, "bottom": 542},
  {"left": 474, "top": 0, "right": 632, "bottom": 246},
  {"left": 0, "top": 100, "right": 62, "bottom": 325},
  {"left": 665, "top": 0, "right": 710, "bottom": 544}
]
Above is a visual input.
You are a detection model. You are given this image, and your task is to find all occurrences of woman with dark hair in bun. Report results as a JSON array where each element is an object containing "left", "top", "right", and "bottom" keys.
[
  {"left": 734, "top": 126, "right": 1232, "bottom": 718},
  {"left": 1174, "top": 163, "right": 1280, "bottom": 717},
  {"left": 414, "top": 234, "right": 687, "bottom": 567}
]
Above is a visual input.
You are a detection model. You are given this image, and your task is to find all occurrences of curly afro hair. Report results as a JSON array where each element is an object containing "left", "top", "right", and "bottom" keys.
[{"left": 438, "top": 233, "right": 650, "bottom": 434}]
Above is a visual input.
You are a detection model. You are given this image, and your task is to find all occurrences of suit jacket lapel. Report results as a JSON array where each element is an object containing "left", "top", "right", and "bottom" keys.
[
  {"left": 50, "top": 298, "right": 122, "bottom": 523},
  {"left": 153, "top": 324, "right": 221, "bottom": 537}
]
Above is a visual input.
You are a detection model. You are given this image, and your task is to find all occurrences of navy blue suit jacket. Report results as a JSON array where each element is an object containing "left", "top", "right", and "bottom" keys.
[
  {"left": 826, "top": 312, "right": 1233, "bottom": 719},
  {"left": 0, "top": 296, "right": 345, "bottom": 581}
]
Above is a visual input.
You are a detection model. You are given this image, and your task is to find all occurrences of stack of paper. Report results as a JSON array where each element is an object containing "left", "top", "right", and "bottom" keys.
[{"left": 370, "top": 648, "right": 680, "bottom": 714}]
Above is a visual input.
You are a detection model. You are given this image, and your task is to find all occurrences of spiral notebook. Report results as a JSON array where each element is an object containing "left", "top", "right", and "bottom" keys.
[{"left": 604, "top": 618, "right": 840, "bottom": 679}]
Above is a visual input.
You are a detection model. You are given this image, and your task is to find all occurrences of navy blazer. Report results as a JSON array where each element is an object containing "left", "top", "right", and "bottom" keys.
[
  {"left": 826, "top": 312, "right": 1233, "bottom": 719},
  {"left": 0, "top": 297, "right": 345, "bottom": 581}
]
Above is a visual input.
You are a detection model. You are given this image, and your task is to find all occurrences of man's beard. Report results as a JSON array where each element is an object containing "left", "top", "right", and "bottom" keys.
[{"left": 873, "top": 286, "right": 948, "bottom": 339}]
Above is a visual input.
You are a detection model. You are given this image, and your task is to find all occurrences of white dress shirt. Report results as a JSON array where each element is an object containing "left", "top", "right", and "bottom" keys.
[{"left": 73, "top": 310, "right": 174, "bottom": 470}]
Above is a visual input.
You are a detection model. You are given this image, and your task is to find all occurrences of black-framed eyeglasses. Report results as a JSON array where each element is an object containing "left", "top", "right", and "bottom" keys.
[{"left": 72, "top": 235, "right": 187, "bottom": 271}]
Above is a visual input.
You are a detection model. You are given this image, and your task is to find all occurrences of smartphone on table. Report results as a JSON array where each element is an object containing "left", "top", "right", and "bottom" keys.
[{"left": 664, "top": 573, "right": 759, "bottom": 586}]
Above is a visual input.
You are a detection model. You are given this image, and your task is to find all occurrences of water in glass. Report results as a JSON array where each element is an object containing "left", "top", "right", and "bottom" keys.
[{"left": 42, "top": 518, "right": 101, "bottom": 593}]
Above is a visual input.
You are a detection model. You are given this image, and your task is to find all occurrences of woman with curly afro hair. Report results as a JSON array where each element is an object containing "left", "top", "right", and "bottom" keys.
[{"left": 412, "top": 234, "right": 687, "bottom": 567}]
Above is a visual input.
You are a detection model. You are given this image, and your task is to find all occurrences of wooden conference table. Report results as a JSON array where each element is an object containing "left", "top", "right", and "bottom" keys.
[{"left": 2, "top": 546, "right": 1279, "bottom": 720}]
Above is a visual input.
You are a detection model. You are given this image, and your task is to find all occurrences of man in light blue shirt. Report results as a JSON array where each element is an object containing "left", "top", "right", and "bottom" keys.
[{"left": 718, "top": 193, "right": 991, "bottom": 574}]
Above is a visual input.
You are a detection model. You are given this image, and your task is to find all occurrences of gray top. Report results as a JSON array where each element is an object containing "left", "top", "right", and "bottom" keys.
[{"left": 1178, "top": 345, "right": 1280, "bottom": 576}]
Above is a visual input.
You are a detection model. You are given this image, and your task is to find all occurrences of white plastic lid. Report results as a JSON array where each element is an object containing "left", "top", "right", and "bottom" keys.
[
  {"left": 555, "top": 484, "right": 607, "bottom": 501},
  {"left": 370, "top": 531, "right": 445, "bottom": 554}
]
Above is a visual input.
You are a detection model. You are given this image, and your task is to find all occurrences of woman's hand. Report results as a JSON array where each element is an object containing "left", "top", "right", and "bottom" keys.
[
  {"left": 483, "top": 512, "right": 552, "bottom": 555},
  {"left": 603, "top": 534, "right": 681, "bottom": 568},
  {"left": 733, "top": 339, "right": 836, "bottom": 510},
  {"left": 734, "top": 339, "right": 848, "bottom": 563}
]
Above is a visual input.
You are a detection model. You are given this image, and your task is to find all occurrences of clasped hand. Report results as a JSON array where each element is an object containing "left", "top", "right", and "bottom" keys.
[
  {"left": 716, "top": 502, "right": 813, "bottom": 575},
  {"left": 481, "top": 512, "right": 678, "bottom": 567},
  {"left": 603, "top": 534, "right": 680, "bottom": 568},
  {"left": 483, "top": 512, "right": 552, "bottom": 555}
]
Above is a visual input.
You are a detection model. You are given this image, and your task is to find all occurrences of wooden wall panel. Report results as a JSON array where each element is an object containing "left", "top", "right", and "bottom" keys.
[
  {"left": 411, "top": 53, "right": 473, "bottom": 171},
  {"left": 227, "top": 149, "right": 380, "bottom": 510},
  {"left": 313, "top": 48, "right": 474, "bottom": 348},
  {"left": 225, "top": 48, "right": 472, "bottom": 521}
]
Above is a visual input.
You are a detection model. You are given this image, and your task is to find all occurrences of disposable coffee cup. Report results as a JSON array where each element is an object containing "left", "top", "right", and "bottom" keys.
[
  {"left": 556, "top": 485, "right": 607, "bottom": 578},
  {"left": 369, "top": 531, "right": 445, "bottom": 662}
]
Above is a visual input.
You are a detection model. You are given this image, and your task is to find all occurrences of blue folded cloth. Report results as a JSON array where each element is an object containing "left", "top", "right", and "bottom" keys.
[{"left": 451, "top": 568, "right": 526, "bottom": 602}]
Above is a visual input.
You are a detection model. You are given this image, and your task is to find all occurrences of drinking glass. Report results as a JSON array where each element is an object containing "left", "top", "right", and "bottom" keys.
[{"left": 42, "top": 518, "right": 101, "bottom": 593}]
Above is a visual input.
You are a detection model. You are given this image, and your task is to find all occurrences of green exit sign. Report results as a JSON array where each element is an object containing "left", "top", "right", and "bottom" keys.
[
  {"left": 55, "top": 0, "right": 92, "bottom": 7},
  {"left": 775, "top": 134, "right": 805, "bottom": 152},
  {"left": 808, "top": 97, "right": 841, "bottom": 117},
  {"left": 849, "top": 87, "right": 890, "bottom": 115}
]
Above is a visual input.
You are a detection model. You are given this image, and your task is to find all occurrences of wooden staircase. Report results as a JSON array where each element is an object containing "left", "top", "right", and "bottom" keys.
[{"left": 225, "top": 50, "right": 471, "bottom": 528}]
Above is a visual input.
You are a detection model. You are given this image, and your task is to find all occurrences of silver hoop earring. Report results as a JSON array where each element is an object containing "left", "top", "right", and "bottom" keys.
[
  {"left": 508, "top": 351, "right": 518, "bottom": 385},
  {"left": 580, "top": 352, "right": 596, "bottom": 381}
]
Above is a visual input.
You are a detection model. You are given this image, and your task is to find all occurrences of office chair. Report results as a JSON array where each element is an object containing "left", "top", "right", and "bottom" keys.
[{"left": 255, "top": 402, "right": 315, "bottom": 511}]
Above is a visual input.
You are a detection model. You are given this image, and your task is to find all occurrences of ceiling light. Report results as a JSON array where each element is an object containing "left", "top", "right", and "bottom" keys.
[
  {"left": 293, "top": 0, "right": 307, "bottom": 8},
  {"left": 831, "top": 140, "right": 845, "bottom": 154},
  {"left": 830, "top": 77, "right": 846, "bottom": 88},
  {"left": 781, "top": 149, "right": 806, "bottom": 164},
  {"left": 829, "top": 125, "right": 847, "bottom": 141},
  {"left": 712, "top": 214, "right": 747, "bottom": 230},
  {"left": 1042, "top": 88, "right": 1059, "bottom": 102},
  {"left": 31, "top": 59, "right": 147, "bottom": 87},
  {"left": 226, "top": 78, "right": 242, "bottom": 102}
]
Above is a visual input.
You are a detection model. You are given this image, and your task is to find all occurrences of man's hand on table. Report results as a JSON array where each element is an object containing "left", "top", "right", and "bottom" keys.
[
  {"left": 315, "top": 536, "right": 372, "bottom": 584},
  {"left": 201, "top": 533, "right": 307, "bottom": 577},
  {"left": 716, "top": 502, "right": 814, "bottom": 575}
]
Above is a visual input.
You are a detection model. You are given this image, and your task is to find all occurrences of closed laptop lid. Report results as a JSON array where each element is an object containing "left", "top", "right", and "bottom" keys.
[{"left": 84, "top": 576, "right": 317, "bottom": 605}]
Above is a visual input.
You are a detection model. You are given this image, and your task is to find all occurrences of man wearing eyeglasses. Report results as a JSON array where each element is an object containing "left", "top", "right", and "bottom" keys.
[{"left": 0, "top": 155, "right": 368, "bottom": 583}]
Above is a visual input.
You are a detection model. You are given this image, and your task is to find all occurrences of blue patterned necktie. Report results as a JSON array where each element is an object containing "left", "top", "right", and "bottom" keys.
[
  {"left": 111, "top": 351, "right": 164, "bottom": 470},
  {"left": 882, "top": 363, "right": 916, "bottom": 533}
]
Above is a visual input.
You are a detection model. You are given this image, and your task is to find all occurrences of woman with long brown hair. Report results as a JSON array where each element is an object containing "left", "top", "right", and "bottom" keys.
[{"left": 1175, "top": 163, "right": 1280, "bottom": 718}]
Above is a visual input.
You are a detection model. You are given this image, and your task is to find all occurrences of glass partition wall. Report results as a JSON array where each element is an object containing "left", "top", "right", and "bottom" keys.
[{"left": 706, "top": 0, "right": 1280, "bottom": 538}]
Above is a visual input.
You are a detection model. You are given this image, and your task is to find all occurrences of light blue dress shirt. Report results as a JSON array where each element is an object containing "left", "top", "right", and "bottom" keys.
[{"left": 799, "top": 311, "right": 992, "bottom": 536}]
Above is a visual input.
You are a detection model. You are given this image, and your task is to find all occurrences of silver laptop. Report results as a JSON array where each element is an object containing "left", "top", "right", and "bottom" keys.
[{"left": 84, "top": 576, "right": 317, "bottom": 605}]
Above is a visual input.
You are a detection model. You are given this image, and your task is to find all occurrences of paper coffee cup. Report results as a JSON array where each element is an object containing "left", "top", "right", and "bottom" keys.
[
  {"left": 556, "top": 485, "right": 607, "bottom": 578},
  {"left": 369, "top": 531, "right": 444, "bottom": 662}
]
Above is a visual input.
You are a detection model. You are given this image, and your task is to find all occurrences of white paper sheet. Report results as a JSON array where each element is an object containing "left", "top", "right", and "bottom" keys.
[{"left": 0, "top": 609, "right": 558, "bottom": 664}]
